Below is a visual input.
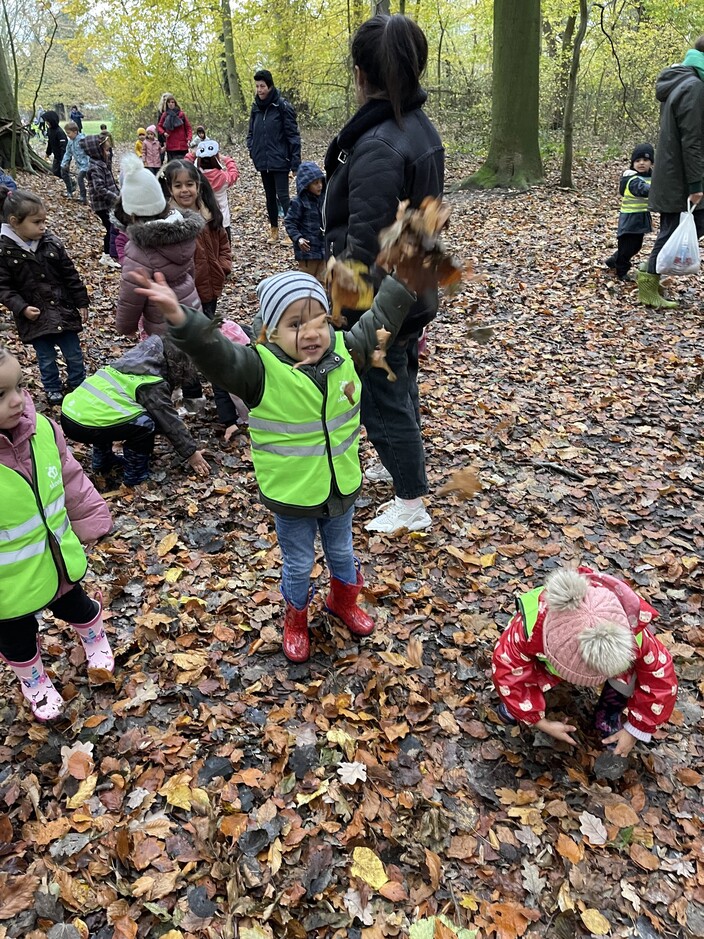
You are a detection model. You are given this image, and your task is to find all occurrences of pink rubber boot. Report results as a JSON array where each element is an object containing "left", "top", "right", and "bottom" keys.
[
  {"left": 1, "top": 647, "right": 64, "bottom": 721},
  {"left": 71, "top": 593, "right": 114, "bottom": 672}
]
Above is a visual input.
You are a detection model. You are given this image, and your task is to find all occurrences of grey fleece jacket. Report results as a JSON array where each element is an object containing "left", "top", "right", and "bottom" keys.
[
  {"left": 110, "top": 335, "right": 199, "bottom": 461},
  {"left": 168, "top": 274, "right": 415, "bottom": 516}
]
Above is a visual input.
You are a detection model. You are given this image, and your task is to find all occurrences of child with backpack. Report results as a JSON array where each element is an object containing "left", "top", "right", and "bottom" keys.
[
  {"left": 190, "top": 139, "right": 239, "bottom": 241},
  {"left": 81, "top": 134, "right": 121, "bottom": 269},
  {"left": 0, "top": 345, "right": 113, "bottom": 721}
]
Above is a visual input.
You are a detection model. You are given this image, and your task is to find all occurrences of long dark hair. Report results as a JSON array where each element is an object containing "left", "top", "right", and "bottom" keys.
[
  {"left": 159, "top": 160, "right": 223, "bottom": 231},
  {"left": 352, "top": 14, "right": 428, "bottom": 123}
]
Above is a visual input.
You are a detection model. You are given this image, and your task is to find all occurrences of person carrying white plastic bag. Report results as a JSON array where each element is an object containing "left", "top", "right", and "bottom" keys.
[{"left": 656, "top": 201, "right": 701, "bottom": 275}]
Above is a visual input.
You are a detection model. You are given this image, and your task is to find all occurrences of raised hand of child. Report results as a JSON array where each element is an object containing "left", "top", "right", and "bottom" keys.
[
  {"left": 128, "top": 270, "right": 186, "bottom": 326},
  {"left": 187, "top": 450, "right": 210, "bottom": 477},
  {"left": 602, "top": 728, "right": 637, "bottom": 757},
  {"left": 534, "top": 718, "right": 578, "bottom": 746},
  {"left": 23, "top": 306, "right": 41, "bottom": 321}
]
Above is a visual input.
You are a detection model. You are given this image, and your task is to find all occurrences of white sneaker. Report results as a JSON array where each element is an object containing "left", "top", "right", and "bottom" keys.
[
  {"left": 365, "top": 463, "right": 393, "bottom": 483},
  {"left": 99, "top": 254, "right": 121, "bottom": 269},
  {"left": 365, "top": 497, "right": 431, "bottom": 534}
]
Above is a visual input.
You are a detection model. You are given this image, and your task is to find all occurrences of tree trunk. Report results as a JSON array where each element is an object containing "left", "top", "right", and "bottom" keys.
[
  {"left": 457, "top": 0, "right": 543, "bottom": 190},
  {"left": 0, "top": 25, "right": 44, "bottom": 173},
  {"left": 560, "top": 0, "right": 589, "bottom": 188},
  {"left": 220, "top": 0, "right": 247, "bottom": 133}
]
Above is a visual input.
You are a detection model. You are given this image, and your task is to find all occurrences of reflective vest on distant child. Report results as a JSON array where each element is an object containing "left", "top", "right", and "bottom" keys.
[
  {"left": 62, "top": 367, "right": 162, "bottom": 428},
  {"left": 620, "top": 174, "right": 650, "bottom": 214},
  {"left": 248, "top": 332, "right": 362, "bottom": 508},
  {"left": 0, "top": 414, "right": 87, "bottom": 618}
]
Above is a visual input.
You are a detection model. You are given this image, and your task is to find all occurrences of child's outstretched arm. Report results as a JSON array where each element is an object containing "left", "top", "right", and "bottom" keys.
[
  {"left": 128, "top": 270, "right": 186, "bottom": 326},
  {"left": 344, "top": 274, "right": 415, "bottom": 371},
  {"left": 129, "top": 270, "right": 263, "bottom": 405}
]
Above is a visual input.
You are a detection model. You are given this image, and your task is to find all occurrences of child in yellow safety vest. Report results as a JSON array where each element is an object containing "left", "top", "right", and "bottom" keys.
[
  {"left": 0, "top": 345, "right": 114, "bottom": 722},
  {"left": 128, "top": 267, "right": 416, "bottom": 663},
  {"left": 604, "top": 143, "right": 654, "bottom": 281},
  {"left": 492, "top": 567, "right": 677, "bottom": 757},
  {"left": 61, "top": 334, "right": 210, "bottom": 486}
]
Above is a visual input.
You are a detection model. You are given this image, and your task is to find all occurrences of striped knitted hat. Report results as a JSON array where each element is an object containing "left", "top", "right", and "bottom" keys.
[{"left": 257, "top": 272, "right": 329, "bottom": 339}]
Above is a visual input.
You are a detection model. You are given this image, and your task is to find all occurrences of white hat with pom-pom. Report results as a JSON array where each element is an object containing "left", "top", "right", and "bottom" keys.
[{"left": 121, "top": 153, "right": 166, "bottom": 217}]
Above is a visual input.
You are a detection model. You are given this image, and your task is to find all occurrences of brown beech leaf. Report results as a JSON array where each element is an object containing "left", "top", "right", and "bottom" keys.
[
  {"left": 0, "top": 873, "right": 40, "bottom": 919},
  {"left": 437, "top": 468, "right": 483, "bottom": 499}
]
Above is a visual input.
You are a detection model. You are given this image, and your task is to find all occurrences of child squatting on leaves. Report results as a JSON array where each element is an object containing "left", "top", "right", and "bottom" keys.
[
  {"left": 492, "top": 567, "right": 678, "bottom": 757},
  {"left": 129, "top": 268, "right": 416, "bottom": 663},
  {"left": 0, "top": 346, "right": 114, "bottom": 722}
]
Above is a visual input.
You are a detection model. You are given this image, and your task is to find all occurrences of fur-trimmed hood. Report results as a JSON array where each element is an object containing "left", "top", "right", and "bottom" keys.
[{"left": 126, "top": 209, "right": 204, "bottom": 249}]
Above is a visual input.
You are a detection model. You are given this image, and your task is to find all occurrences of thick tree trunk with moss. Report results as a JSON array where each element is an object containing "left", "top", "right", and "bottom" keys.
[
  {"left": 457, "top": 0, "right": 543, "bottom": 191},
  {"left": 0, "top": 23, "right": 44, "bottom": 172}
]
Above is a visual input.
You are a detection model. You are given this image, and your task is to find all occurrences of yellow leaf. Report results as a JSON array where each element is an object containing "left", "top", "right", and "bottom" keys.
[
  {"left": 351, "top": 846, "right": 388, "bottom": 891},
  {"left": 157, "top": 531, "right": 179, "bottom": 557},
  {"left": 580, "top": 910, "right": 611, "bottom": 935},
  {"left": 295, "top": 780, "right": 329, "bottom": 806},
  {"left": 326, "top": 727, "right": 356, "bottom": 759},
  {"left": 160, "top": 932, "right": 185, "bottom": 939},
  {"left": 480, "top": 552, "right": 496, "bottom": 568},
  {"left": 159, "top": 773, "right": 193, "bottom": 810},
  {"left": 190, "top": 788, "right": 210, "bottom": 811},
  {"left": 66, "top": 774, "right": 97, "bottom": 809},
  {"left": 164, "top": 567, "right": 183, "bottom": 584},
  {"left": 460, "top": 894, "right": 479, "bottom": 911}
]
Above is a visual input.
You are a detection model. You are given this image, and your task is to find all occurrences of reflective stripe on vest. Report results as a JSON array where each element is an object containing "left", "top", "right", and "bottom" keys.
[
  {"left": 249, "top": 333, "right": 362, "bottom": 507},
  {"left": 620, "top": 175, "right": 649, "bottom": 214},
  {"left": 0, "top": 414, "right": 88, "bottom": 618},
  {"left": 519, "top": 585, "right": 643, "bottom": 679},
  {"left": 62, "top": 367, "right": 162, "bottom": 428}
]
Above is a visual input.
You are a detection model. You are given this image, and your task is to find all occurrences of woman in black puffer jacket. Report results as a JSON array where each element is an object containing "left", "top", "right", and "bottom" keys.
[{"left": 324, "top": 14, "right": 444, "bottom": 536}]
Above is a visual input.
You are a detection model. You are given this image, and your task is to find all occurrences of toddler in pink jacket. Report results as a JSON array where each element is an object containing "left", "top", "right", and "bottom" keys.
[{"left": 0, "top": 345, "right": 113, "bottom": 721}]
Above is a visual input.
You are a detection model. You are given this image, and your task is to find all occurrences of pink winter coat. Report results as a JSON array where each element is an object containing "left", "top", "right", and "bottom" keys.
[
  {"left": 186, "top": 152, "right": 239, "bottom": 227},
  {"left": 0, "top": 394, "right": 112, "bottom": 607},
  {"left": 116, "top": 210, "right": 204, "bottom": 337}
]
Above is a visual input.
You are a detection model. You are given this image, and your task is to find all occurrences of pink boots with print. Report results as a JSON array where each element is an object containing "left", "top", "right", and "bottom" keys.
[{"left": 1, "top": 594, "right": 114, "bottom": 722}]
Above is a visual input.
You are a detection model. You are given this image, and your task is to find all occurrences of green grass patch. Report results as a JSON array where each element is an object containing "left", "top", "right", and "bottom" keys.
[{"left": 81, "top": 120, "right": 112, "bottom": 136}]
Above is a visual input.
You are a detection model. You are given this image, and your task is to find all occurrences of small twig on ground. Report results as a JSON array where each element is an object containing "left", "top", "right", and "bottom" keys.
[{"left": 532, "top": 461, "right": 587, "bottom": 482}]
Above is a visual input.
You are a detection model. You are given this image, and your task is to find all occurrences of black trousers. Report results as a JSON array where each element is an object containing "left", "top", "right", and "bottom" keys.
[
  {"left": 0, "top": 584, "right": 97, "bottom": 662},
  {"left": 647, "top": 209, "right": 704, "bottom": 273},
  {"left": 614, "top": 233, "right": 644, "bottom": 276},
  {"left": 95, "top": 209, "right": 112, "bottom": 254},
  {"left": 61, "top": 413, "right": 156, "bottom": 455},
  {"left": 260, "top": 171, "right": 290, "bottom": 226}
]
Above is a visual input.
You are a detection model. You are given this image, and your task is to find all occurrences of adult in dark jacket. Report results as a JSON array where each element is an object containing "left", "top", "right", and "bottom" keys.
[
  {"left": 639, "top": 37, "right": 704, "bottom": 308},
  {"left": 43, "top": 110, "right": 68, "bottom": 181},
  {"left": 69, "top": 105, "right": 84, "bottom": 132},
  {"left": 324, "top": 14, "right": 444, "bottom": 535},
  {"left": 246, "top": 69, "right": 301, "bottom": 244}
]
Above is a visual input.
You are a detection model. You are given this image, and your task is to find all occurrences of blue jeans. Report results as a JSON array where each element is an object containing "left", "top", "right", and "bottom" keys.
[
  {"left": 32, "top": 332, "right": 86, "bottom": 394},
  {"left": 274, "top": 507, "right": 357, "bottom": 609},
  {"left": 361, "top": 333, "right": 428, "bottom": 499}
]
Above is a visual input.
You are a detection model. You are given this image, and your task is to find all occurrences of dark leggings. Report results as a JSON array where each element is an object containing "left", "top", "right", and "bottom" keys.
[
  {"left": 0, "top": 584, "right": 97, "bottom": 662},
  {"left": 260, "top": 171, "right": 290, "bottom": 226},
  {"left": 95, "top": 209, "right": 112, "bottom": 254}
]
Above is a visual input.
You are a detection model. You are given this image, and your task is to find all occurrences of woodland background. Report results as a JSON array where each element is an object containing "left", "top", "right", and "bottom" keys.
[{"left": 0, "top": 1, "right": 702, "bottom": 939}]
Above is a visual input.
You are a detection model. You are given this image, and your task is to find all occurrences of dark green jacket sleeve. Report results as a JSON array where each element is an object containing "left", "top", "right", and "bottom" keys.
[
  {"left": 168, "top": 308, "right": 265, "bottom": 407},
  {"left": 343, "top": 275, "right": 415, "bottom": 372}
]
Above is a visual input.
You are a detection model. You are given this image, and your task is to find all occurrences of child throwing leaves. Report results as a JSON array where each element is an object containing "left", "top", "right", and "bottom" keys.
[
  {"left": 129, "top": 268, "right": 415, "bottom": 663},
  {"left": 492, "top": 567, "right": 678, "bottom": 756},
  {"left": 0, "top": 346, "right": 113, "bottom": 721}
]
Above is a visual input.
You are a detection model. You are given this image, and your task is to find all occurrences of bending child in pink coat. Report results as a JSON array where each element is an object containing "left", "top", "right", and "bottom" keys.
[{"left": 0, "top": 345, "right": 113, "bottom": 721}]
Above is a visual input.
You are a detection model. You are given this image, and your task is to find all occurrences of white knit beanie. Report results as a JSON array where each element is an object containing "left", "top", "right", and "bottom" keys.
[
  {"left": 257, "top": 272, "right": 329, "bottom": 339},
  {"left": 121, "top": 153, "right": 166, "bottom": 216}
]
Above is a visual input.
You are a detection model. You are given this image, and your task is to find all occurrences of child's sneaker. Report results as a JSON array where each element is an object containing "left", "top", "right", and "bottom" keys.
[
  {"left": 594, "top": 684, "right": 628, "bottom": 738},
  {"left": 99, "top": 253, "right": 121, "bottom": 269},
  {"left": 496, "top": 701, "right": 518, "bottom": 725},
  {"left": 364, "top": 462, "right": 393, "bottom": 483}
]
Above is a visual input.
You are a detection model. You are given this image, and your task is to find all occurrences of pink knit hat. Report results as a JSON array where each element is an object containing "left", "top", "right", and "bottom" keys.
[{"left": 542, "top": 569, "right": 637, "bottom": 686}]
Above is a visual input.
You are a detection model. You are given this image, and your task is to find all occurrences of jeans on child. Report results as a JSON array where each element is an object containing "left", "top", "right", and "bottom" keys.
[
  {"left": 32, "top": 331, "right": 86, "bottom": 394},
  {"left": 274, "top": 507, "right": 357, "bottom": 610}
]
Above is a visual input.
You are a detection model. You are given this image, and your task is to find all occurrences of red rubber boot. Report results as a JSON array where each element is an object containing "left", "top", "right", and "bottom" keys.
[
  {"left": 325, "top": 571, "right": 374, "bottom": 636},
  {"left": 282, "top": 602, "right": 310, "bottom": 662}
]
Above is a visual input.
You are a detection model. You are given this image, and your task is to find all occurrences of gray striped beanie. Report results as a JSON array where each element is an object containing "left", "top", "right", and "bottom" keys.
[{"left": 257, "top": 272, "right": 329, "bottom": 338}]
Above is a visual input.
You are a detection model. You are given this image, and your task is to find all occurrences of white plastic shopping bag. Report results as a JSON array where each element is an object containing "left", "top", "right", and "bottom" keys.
[{"left": 656, "top": 201, "right": 701, "bottom": 275}]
